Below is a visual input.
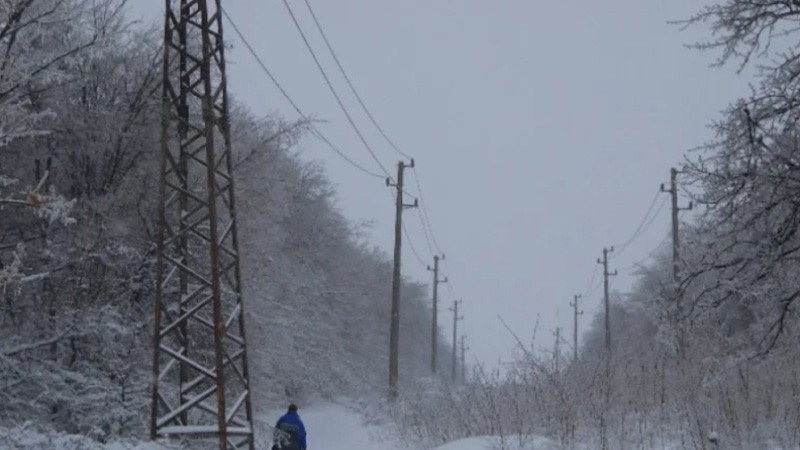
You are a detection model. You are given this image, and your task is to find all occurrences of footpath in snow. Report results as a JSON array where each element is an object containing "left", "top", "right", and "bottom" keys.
[
  {"left": 263, "top": 402, "right": 398, "bottom": 450},
  {"left": 265, "top": 402, "right": 558, "bottom": 450}
]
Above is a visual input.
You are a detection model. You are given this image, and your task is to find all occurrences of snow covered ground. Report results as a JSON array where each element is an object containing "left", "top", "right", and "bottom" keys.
[
  {"left": 14, "top": 405, "right": 789, "bottom": 450},
  {"left": 264, "top": 403, "right": 559, "bottom": 450},
  {"left": 1, "top": 403, "right": 597, "bottom": 450},
  {"left": 432, "top": 436, "right": 559, "bottom": 450},
  {"left": 0, "top": 424, "right": 180, "bottom": 450}
]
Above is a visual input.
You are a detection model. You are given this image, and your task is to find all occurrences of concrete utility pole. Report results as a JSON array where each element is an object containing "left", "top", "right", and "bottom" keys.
[
  {"left": 450, "top": 299, "right": 463, "bottom": 382},
  {"left": 661, "top": 168, "right": 692, "bottom": 356},
  {"left": 660, "top": 168, "right": 693, "bottom": 303},
  {"left": 427, "top": 254, "right": 447, "bottom": 375},
  {"left": 387, "top": 160, "right": 417, "bottom": 395},
  {"left": 597, "top": 250, "right": 615, "bottom": 450},
  {"left": 570, "top": 294, "right": 583, "bottom": 362},
  {"left": 597, "top": 247, "right": 617, "bottom": 354},
  {"left": 660, "top": 168, "right": 693, "bottom": 287},
  {"left": 460, "top": 335, "right": 468, "bottom": 383},
  {"left": 554, "top": 326, "right": 561, "bottom": 372}
]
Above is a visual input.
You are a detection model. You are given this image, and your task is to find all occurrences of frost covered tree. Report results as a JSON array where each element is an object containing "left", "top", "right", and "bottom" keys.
[
  {"left": 677, "top": 0, "right": 800, "bottom": 354},
  {"left": 1, "top": 3, "right": 449, "bottom": 443},
  {"left": 0, "top": 0, "right": 127, "bottom": 290}
]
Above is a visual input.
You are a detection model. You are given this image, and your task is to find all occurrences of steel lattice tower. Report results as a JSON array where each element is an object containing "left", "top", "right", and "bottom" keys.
[{"left": 150, "top": 1, "right": 254, "bottom": 449}]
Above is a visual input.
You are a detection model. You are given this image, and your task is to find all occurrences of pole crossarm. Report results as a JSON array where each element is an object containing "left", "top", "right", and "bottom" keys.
[{"left": 152, "top": 2, "right": 255, "bottom": 449}]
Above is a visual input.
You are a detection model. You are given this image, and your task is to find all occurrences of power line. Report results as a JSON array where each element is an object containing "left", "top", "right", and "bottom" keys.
[
  {"left": 616, "top": 190, "right": 661, "bottom": 251},
  {"left": 222, "top": 7, "right": 303, "bottom": 117},
  {"left": 412, "top": 170, "right": 444, "bottom": 255},
  {"left": 408, "top": 177, "right": 436, "bottom": 258},
  {"left": 628, "top": 234, "right": 670, "bottom": 272},
  {"left": 299, "top": 0, "right": 449, "bottom": 260},
  {"left": 582, "top": 194, "right": 663, "bottom": 299},
  {"left": 402, "top": 221, "right": 427, "bottom": 267},
  {"left": 221, "top": 7, "right": 383, "bottom": 179},
  {"left": 280, "top": 0, "right": 393, "bottom": 179},
  {"left": 582, "top": 263, "right": 601, "bottom": 298},
  {"left": 613, "top": 190, "right": 665, "bottom": 258},
  {"left": 632, "top": 197, "right": 669, "bottom": 251},
  {"left": 415, "top": 208, "right": 436, "bottom": 258},
  {"left": 227, "top": 5, "right": 443, "bottom": 277},
  {"left": 628, "top": 209, "right": 691, "bottom": 272},
  {"left": 310, "top": 129, "right": 384, "bottom": 178},
  {"left": 442, "top": 259, "right": 458, "bottom": 299},
  {"left": 301, "top": 0, "right": 413, "bottom": 161}
]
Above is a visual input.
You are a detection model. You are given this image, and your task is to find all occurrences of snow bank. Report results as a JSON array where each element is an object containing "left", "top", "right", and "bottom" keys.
[
  {"left": 433, "top": 435, "right": 559, "bottom": 450},
  {"left": 0, "top": 425, "right": 182, "bottom": 450}
]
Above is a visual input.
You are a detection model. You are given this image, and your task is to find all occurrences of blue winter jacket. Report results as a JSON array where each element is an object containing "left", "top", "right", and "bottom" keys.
[{"left": 275, "top": 410, "right": 307, "bottom": 449}]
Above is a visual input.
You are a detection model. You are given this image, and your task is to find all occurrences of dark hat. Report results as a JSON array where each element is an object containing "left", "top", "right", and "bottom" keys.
[{"left": 288, "top": 403, "right": 298, "bottom": 412}]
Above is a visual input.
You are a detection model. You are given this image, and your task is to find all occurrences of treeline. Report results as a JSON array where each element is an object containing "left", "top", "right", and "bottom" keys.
[
  {"left": 390, "top": 2, "right": 800, "bottom": 449},
  {"left": 0, "top": 0, "right": 449, "bottom": 442}
]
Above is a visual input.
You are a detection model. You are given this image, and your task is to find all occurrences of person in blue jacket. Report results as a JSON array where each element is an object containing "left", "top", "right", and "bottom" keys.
[{"left": 272, "top": 403, "right": 307, "bottom": 450}]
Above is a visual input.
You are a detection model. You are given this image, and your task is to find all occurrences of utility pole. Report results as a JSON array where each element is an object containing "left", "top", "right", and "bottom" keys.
[
  {"left": 152, "top": 1, "right": 254, "bottom": 449},
  {"left": 460, "top": 335, "right": 468, "bottom": 383},
  {"left": 387, "top": 159, "right": 416, "bottom": 395},
  {"left": 427, "top": 254, "right": 447, "bottom": 375},
  {"left": 660, "top": 168, "right": 693, "bottom": 288},
  {"left": 450, "top": 299, "right": 463, "bottom": 383},
  {"left": 597, "top": 247, "right": 617, "bottom": 355},
  {"left": 661, "top": 168, "right": 692, "bottom": 356},
  {"left": 554, "top": 326, "right": 561, "bottom": 372},
  {"left": 570, "top": 294, "right": 583, "bottom": 362},
  {"left": 597, "top": 248, "right": 616, "bottom": 450}
]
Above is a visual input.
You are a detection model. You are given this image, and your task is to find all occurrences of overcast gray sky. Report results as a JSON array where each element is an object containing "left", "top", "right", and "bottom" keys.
[{"left": 127, "top": 1, "right": 750, "bottom": 369}]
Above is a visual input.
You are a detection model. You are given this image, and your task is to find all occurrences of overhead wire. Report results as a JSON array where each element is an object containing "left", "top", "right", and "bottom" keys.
[
  {"left": 298, "top": 0, "right": 448, "bottom": 260},
  {"left": 416, "top": 208, "right": 436, "bottom": 258},
  {"left": 222, "top": 8, "right": 303, "bottom": 117},
  {"left": 627, "top": 209, "right": 691, "bottom": 272},
  {"left": 628, "top": 235, "right": 670, "bottom": 272},
  {"left": 404, "top": 176, "right": 435, "bottom": 258},
  {"left": 280, "top": 0, "right": 393, "bottom": 179},
  {"left": 221, "top": 7, "right": 384, "bottom": 179},
  {"left": 591, "top": 194, "right": 668, "bottom": 297},
  {"left": 301, "top": 0, "right": 413, "bottom": 161},
  {"left": 625, "top": 197, "right": 669, "bottom": 256},
  {"left": 310, "top": 130, "right": 384, "bottom": 178},
  {"left": 412, "top": 170, "right": 444, "bottom": 255},
  {"left": 613, "top": 190, "right": 666, "bottom": 258},
  {"left": 226, "top": 4, "right": 444, "bottom": 278},
  {"left": 402, "top": 221, "right": 427, "bottom": 268},
  {"left": 582, "top": 264, "right": 601, "bottom": 298}
]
